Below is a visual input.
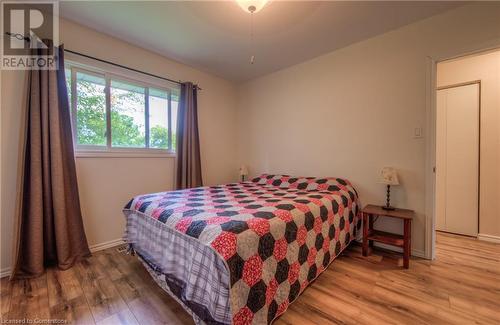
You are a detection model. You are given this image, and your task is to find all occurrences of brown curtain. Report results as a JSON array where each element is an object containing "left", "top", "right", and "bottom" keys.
[
  {"left": 176, "top": 82, "right": 203, "bottom": 189},
  {"left": 12, "top": 44, "right": 90, "bottom": 279}
]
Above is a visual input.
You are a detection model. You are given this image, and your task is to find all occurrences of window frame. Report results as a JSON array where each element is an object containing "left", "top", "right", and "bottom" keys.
[{"left": 65, "top": 59, "right": 179, "bottom": 157}]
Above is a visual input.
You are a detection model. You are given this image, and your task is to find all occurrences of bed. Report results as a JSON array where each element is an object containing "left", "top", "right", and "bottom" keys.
[{"left": 123, "top": 174, "right": 361, "bottom": 325}]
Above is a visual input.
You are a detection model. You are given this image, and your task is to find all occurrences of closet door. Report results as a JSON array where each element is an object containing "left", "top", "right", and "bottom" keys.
[{"left": 436, "top": 83, "right": 479, "bottom": 237}]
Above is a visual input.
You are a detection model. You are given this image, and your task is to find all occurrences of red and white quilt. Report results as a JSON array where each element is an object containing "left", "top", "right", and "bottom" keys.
[{"left": 124, "top": 174, "right": 361, "bottom": 324}]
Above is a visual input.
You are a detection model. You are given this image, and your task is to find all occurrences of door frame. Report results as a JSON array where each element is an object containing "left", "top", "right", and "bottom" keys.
[
  {"left": 435, "top": 80, "right": 481, "bottom": 237},
  {"left": 425, "top": 46, "right": 500, "bottom": 260}
]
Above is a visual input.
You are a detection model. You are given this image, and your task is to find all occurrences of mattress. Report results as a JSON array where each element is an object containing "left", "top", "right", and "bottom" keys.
[{"left": 123, "top": 174, "right": 361, "bottom": 324}]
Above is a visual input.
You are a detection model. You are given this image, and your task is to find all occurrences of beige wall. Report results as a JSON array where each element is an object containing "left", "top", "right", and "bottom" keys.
[
  {"left": 1, "top": 69, "right": 27, "bottom": 274},
  {"left": 75, "top": 157, "right": 176, "bottom": 247},
  {"left": 236, "top": 3, "right": 500, "bottom": 256},
  {"left": 437, "top": 50, "right": 500, "bottom": 239},
  {"left": 2, "top": 4, "right": 500, "bottom": 274},
  {"left": 1, "top": 18, "right": 238, "bottom": 273}
]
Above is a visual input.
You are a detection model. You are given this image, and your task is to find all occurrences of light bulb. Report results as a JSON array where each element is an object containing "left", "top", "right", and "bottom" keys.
[{"left": 236, "top": 0, "right": 269, "bottom": 13}]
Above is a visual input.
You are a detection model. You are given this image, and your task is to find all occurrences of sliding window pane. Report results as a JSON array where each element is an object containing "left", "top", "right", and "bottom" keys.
[
  {"left": 110, "top": 80, "right": 146, "bottom": 148},
  {"left": 171, "top": 96, "right": 179, "bottom": 151},
  {"left": 149, "top": 88, "right": 169, "bottom": 149},
  {"left": 76, "top": 71, "right": 106, "bottom": 146},
  {"left": 65, "top": 69, "right": 71, "bottom": 105}
]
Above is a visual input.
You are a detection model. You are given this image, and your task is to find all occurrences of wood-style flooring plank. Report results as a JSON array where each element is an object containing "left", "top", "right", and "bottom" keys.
[
  {"left": 0, "top": 276, "right": 12, "bottom": 316},
  {"left": 0, "top": 232, "right": 498, "bottom": 325},
  {"left": 6, "top": 274, "right": 50, "bottom": 320},
  {"left": 79, "top": 276, "right": 129, "bottom": 323},
  {"left": 47, "top": 267, "right": 84, "bottom": 307},
  {"left": 95, "top": 308, "right": 139, "bottom": 325},
  {"left": 49, "top": 295, "right": 95, "bottom": 325},
  {"left": 126, "top": 284, "right": 194, "bottom": 325}
]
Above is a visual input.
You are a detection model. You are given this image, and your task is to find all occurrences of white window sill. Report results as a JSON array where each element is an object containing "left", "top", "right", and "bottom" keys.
[{"left": 75, "top": 150, "right": 176, "bottom": 158}]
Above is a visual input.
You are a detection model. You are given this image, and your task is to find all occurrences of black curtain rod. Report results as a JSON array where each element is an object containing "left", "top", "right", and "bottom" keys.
[
  {"left": 4, "top": 32, "right": 201, "bottom": 90},
  {"left": 65, "top": 49, "right": 202, "bottom": 90}
]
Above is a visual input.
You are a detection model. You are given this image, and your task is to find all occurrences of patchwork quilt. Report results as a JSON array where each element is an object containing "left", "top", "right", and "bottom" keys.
[{"left": 123, "top": 175, "right": 361, "bottom": 324}]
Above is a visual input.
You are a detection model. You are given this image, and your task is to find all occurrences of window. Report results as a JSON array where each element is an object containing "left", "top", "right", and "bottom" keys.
[{"left": 65, "top": 62, "right": 179, "bottom": 153}]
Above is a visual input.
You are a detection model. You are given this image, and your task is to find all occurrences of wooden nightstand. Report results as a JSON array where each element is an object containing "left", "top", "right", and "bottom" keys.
[{"left": 361, "top": 204, "right": 415, "bottom": 269}]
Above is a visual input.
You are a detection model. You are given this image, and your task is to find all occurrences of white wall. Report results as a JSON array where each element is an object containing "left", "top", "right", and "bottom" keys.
[
  {"left": 437, "top": 50, "right": 500, "bottom": 239},
  {"left": 236, "top": 3, "right": 500, "bottom": 256},
  {"left": 1, "top": 18, "right": 239, "bottom": 274}
]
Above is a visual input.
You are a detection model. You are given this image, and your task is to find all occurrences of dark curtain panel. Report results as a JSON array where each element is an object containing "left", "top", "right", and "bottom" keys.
[
  {"left": 176, "top": 82, "right": 203, "bottom": 189},
  {"left": 12, "top": 44, "right": 90, "bottom": 279}
]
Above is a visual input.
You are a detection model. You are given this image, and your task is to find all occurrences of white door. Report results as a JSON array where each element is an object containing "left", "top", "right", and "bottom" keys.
[{"left": 436, "top": 83, "right": 479, "bottom": 237}]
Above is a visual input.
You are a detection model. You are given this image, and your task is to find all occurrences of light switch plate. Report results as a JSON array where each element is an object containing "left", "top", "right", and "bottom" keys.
[{"left": 414, "top": 127, "right": 423, "bottom": 138}]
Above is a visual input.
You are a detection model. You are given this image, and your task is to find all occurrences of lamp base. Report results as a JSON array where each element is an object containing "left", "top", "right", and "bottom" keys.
[{"left": 382, "top": 205, "right": 396, "bottom": 211}]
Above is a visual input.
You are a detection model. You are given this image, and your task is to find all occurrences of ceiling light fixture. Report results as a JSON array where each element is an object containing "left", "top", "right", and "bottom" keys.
[
  {"left": 236, "top": 0, "right": 269, "bottom": 14},
  {"left": 236, "top": 1, "right": 269, "bottom": 64}
]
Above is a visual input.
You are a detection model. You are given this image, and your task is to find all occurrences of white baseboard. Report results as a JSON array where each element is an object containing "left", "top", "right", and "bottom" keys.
[
  {"left": 0, "top": 238, "right": 125, "bottom": 279},
  {"left": 411, "top": 249, "right": 427, "bottom": 259},
  {"left": 0, "top": 267, "right": 11, "bottom": 278},
  {"left": 89, "top": 238, "right": 125, "bottom": 252},
  {"left": 477, "top": 233, "right": 500, "bottom": 244},
  {"left": 354, "top": 239, "right": 427, "bottom": 259}
]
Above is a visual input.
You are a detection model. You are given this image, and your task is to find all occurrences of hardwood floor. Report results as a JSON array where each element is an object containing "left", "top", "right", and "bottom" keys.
[{"left": 1, "top": 232, "right": 499, "bottom": 324}]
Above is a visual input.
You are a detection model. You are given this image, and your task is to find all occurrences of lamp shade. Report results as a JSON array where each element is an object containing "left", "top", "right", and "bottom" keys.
[
  {"left": 379, "top": 167, "right": 399, "bottom": 185},
  {"left": 239, "top": 165, "right": 249, "bottom": 176}
]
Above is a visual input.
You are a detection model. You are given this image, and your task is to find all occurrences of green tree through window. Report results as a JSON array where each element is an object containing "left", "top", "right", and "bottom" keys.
[{"left": 66, "top": 69, "right": 174, "bottom": 150}]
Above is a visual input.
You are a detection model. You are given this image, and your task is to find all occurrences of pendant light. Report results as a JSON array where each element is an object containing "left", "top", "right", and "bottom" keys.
[
  {"left": 236, "top": 0, "right": 269, "bottom": 64},
  {"left": 236, "top": 0, "right": 269, "bottom": 14}
]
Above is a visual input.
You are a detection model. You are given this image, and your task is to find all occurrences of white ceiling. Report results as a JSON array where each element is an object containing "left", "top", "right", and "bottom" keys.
[{"left": 60, "top": 1, "right": 460, "bottom": 82}]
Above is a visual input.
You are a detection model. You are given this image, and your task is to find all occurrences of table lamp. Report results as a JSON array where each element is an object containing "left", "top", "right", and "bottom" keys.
[
  {"left": 379, "top": 167, "right": 399, "bottom": 210},
  {"left": 239, "top": 165, "right": 249, "bottom": 182}
]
